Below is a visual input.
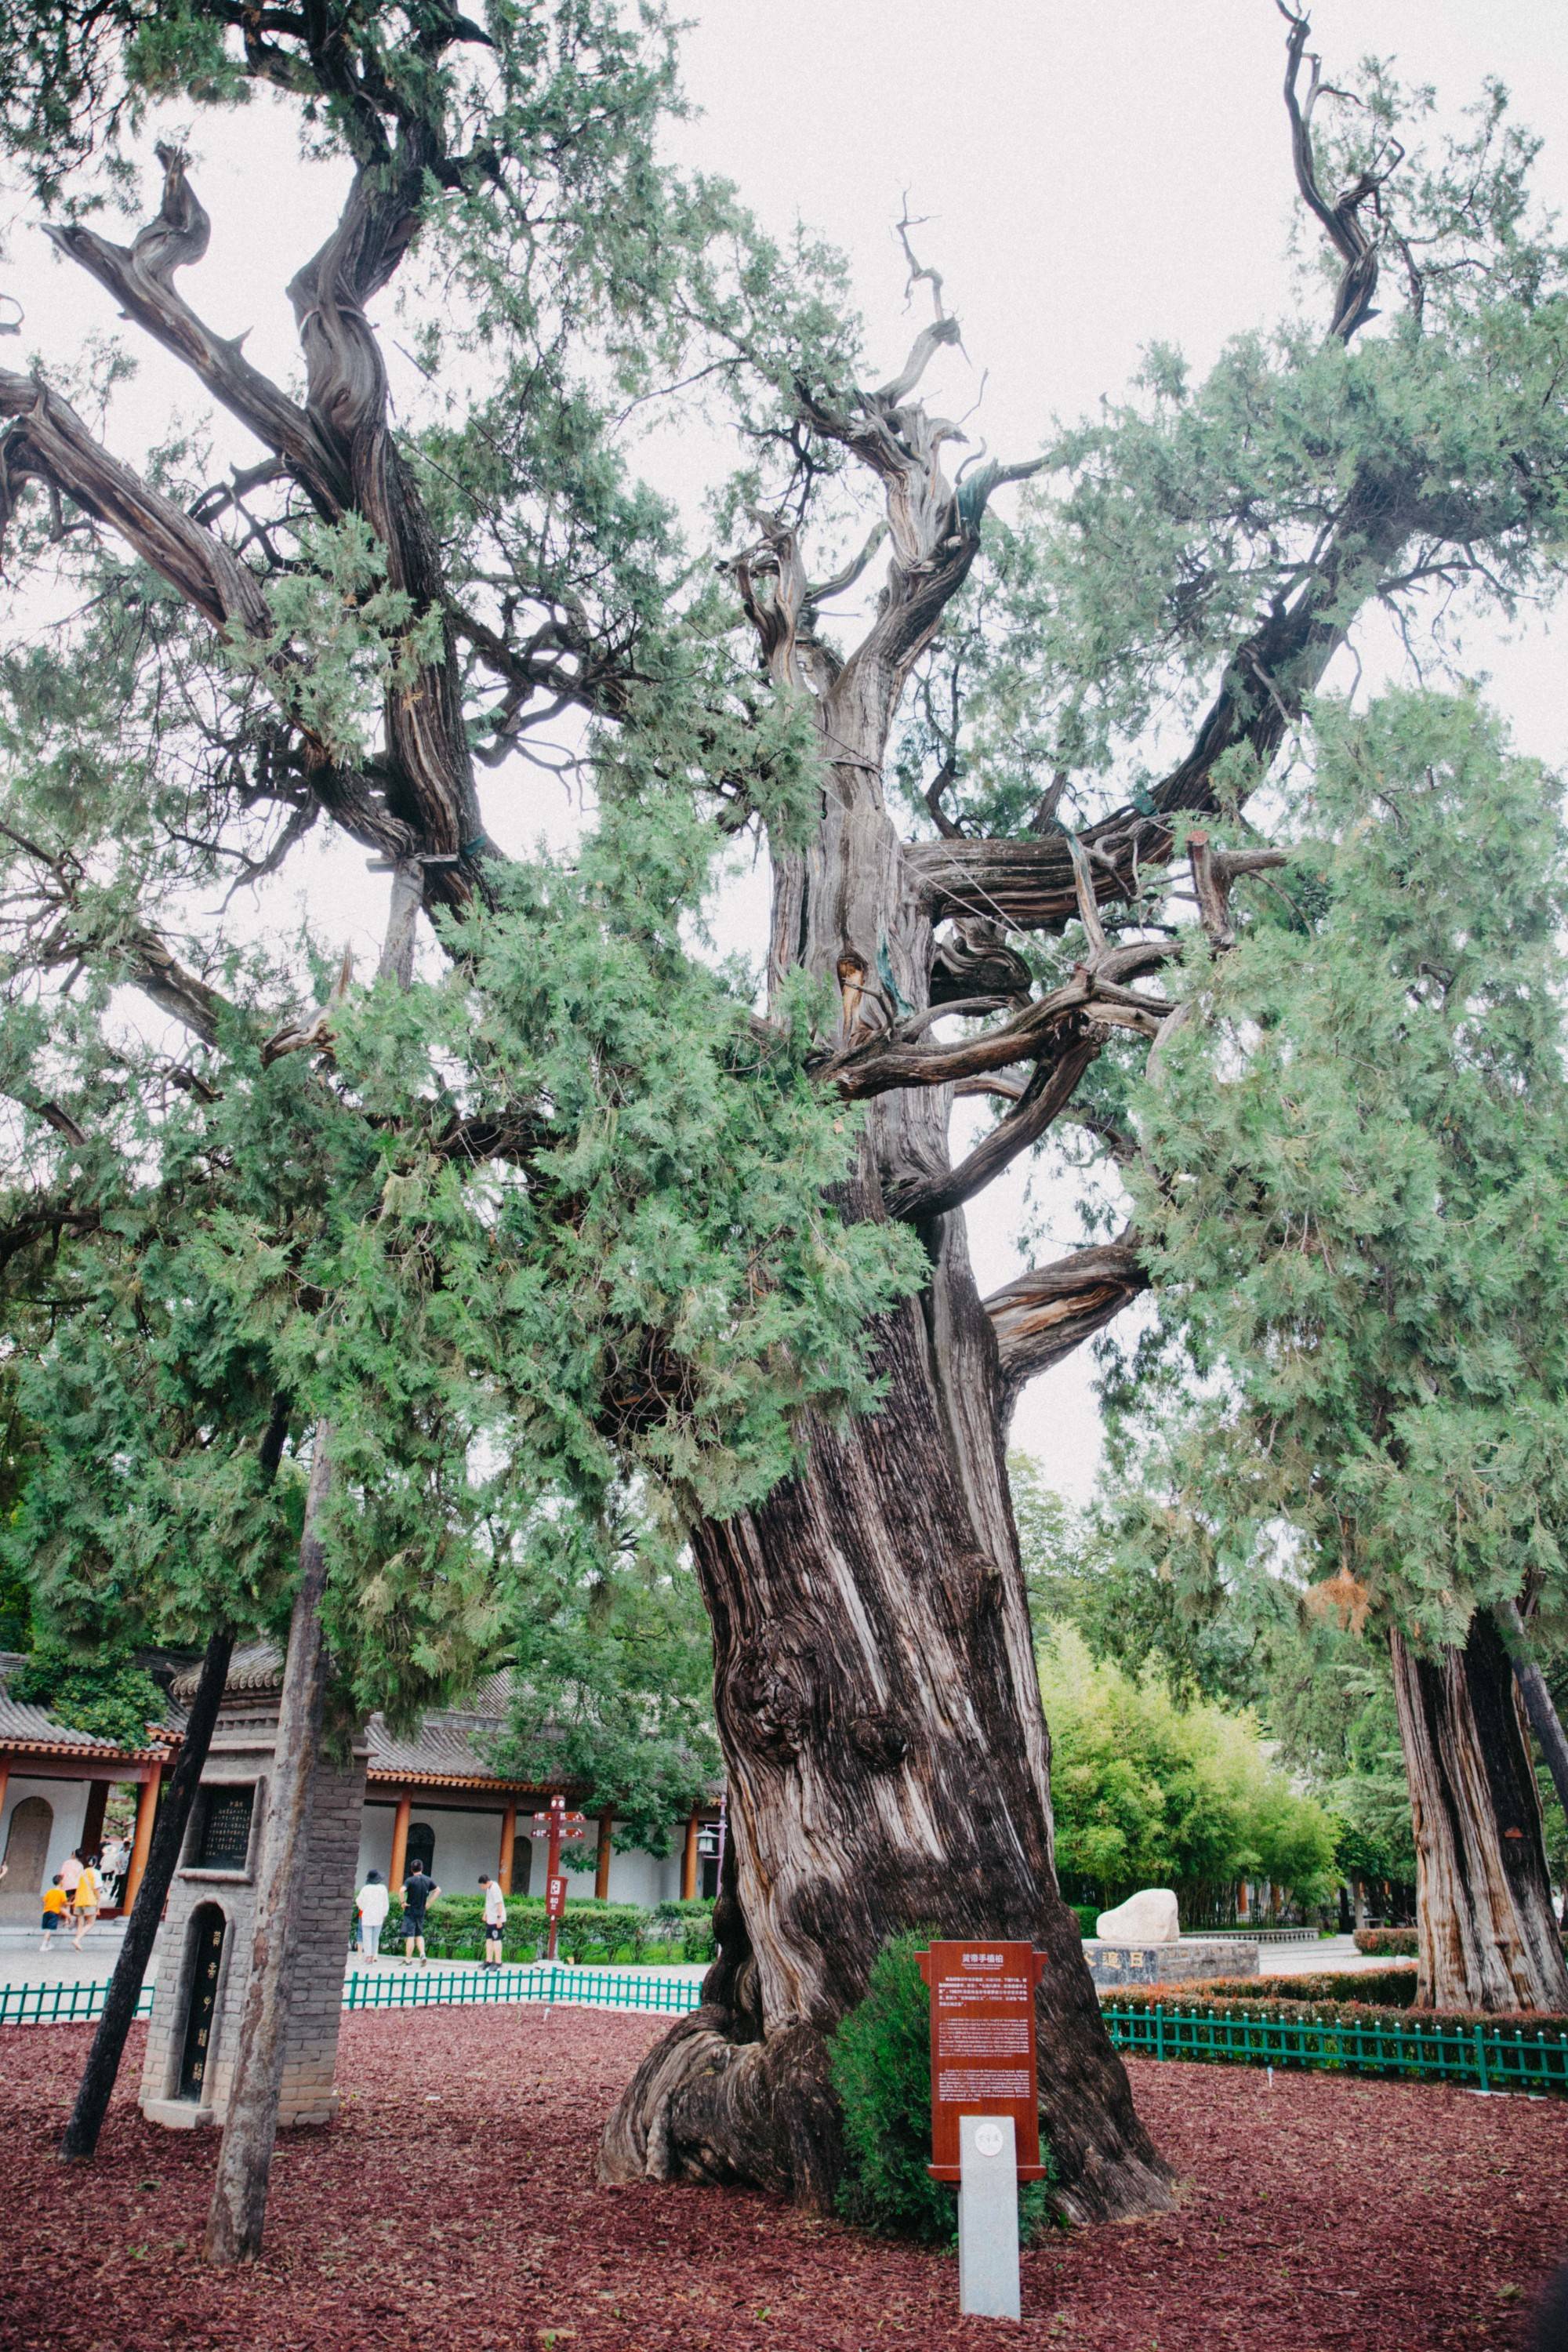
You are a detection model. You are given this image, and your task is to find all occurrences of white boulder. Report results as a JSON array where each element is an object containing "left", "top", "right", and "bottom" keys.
[{"left": 1094, "top": 1888, "right": 1181, "bottom": 1944}]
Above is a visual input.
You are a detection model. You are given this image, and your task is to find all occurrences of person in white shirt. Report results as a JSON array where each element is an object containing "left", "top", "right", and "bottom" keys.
[
  {"left": 479, "top": 1873, "right": 506, "bottom": 1969},
  {"left": 355, "top": 1869, "right": 390, "bottom": 1959}
]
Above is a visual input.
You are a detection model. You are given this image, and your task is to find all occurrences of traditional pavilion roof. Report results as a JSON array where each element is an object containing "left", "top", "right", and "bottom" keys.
[
  {"left": 0, "top": 1651, "right": 183, "bottom": 1763},
  {"left": 142, "top": 1646, "right": 724, "bottom": 1803},
  {"left": 169, "top": 1642, "right": 540, "bottom": 1791}
]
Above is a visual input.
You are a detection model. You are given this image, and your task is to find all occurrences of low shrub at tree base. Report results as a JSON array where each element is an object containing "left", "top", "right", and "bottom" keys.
[
  {"left": 1353, "top": 1929, "right": 1417, "bottom": 1957},
  {"left": 828, "top": 1931, "right": 1051, "bottom": 2246}
]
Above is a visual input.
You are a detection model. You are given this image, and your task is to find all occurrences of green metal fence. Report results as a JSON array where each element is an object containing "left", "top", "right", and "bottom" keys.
[
  {"left": 1, "top": 1978, "right": 156, "bottom": 2027},
  {"left": 8, "top": 1969, "right": 1563, "bottom": 2096},
  {"left": 1, "top": 1962, "right": 703, "bottom": 2030},
  {"left": 339, "top": 1963, "right": 703, "bottom": 2017},
  {"left": 1102, "top": 1999, "right": 1568, "bottom": 2093}
]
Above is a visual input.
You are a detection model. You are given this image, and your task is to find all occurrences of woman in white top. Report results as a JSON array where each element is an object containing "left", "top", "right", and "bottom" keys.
[{"left": 356, "top": 1870, "right": 390, "bottom": 1958}]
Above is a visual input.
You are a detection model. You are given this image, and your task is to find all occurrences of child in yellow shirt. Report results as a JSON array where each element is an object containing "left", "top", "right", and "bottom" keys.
[{"left": 38, "top": 1876, "right": 66, "bottom": 1954}]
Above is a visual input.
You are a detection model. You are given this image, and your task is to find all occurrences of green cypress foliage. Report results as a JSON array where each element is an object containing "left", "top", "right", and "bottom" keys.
[{"left": 1103, "top": 690, "right": 1568, "bottom": 1675}]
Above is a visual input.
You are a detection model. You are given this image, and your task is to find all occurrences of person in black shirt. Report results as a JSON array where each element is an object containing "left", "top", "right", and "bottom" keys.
[{"left": 400, "top": 1866, "right": 440, "bottom": 1964}]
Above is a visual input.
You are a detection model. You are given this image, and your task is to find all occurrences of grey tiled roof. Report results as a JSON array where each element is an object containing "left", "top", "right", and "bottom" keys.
[{"left": 0, "top": 1652, "right": 180, "bottom": 1759}]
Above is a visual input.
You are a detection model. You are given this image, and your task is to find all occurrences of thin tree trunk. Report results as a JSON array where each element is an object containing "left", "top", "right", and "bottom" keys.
[
  {"left": 203, "top": 1433, "right": 334, "bottom": 2263},
  {"left": 59, "top": 1627, "right": 234, "bottom": 2160},
  {"left": 1391, "top": 1613, "right": 1568, "bottom": 2013},
  {"left": 1494, "top": 1596, "right": 1568, "bottom": 1838}
]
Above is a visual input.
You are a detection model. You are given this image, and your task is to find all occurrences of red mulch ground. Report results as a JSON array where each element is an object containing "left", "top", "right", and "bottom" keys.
[{"left": 5, "top": 2009, "right": 1566, "bottom": 2352}]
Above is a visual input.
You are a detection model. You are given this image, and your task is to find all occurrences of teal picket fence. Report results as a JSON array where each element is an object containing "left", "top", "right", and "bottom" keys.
[
  {"left": 12, "top": 1968, "right": 1562, "bottom": 2096},
  {"left": 1102, "top": 1999, "right": 1568, "bottom": 2093},
  {"left": 1, "top": 1976, "right": 156, "bottom": 2026},
  {"left": 2, "top": 1961, "right": 703, "bottom": 2029},
  {"left": 340, "top": 1962, "right": 704, "bottom": 2016}
]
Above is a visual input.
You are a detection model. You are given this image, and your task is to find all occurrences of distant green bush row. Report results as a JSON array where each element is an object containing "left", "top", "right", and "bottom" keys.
[
  {"left": 1352, "top": 1927, "right": 1417, "bottom": 1956},
  {"left": 366, "top": 1893, "right": 717, "bottom": 1966},
  {"left": 1177, "top": 1966, "right": 1419, "bottom": 2008}
]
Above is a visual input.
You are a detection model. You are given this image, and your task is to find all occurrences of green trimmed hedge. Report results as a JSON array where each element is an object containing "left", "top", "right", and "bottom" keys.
[
  {"left": 1352, "top": 1927, "right": 1417, "bottom": 1956},
  {"left": 1191, "top": 1967, "right": 1418, "bottom": 2007},
  {"left": 1071, "top": 1905, "right": 1098, "bottom": 1938},
  {"left": 406, "top": 1896, "right": 714, "bottom": 1966},
  {"left": 1104, "top": 1976, "right": 1568, "bottom": 2044}
]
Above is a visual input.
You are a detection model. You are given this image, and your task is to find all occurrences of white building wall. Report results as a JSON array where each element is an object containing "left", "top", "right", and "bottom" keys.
[
  {"left": 354, "top": 1797, "right": 690, "bottom": 1909},
  {"left": 356, "top": 1799, "right": 507, "bottom": 1893},
  {"left": 0, "top": 1776, "right": 90, "bottom": 1900}
]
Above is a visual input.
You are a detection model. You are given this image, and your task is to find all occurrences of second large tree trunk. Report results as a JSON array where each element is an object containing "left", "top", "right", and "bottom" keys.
[
  {"left": 1391, "top": 1611, "right": 1568, "bottom": 2013},
  {"left": 601, "top": 1203, "right": 1174, "bottom": 2221},
  {"left": 204, "top": 1435, "right": 335, "bottom": 2263}
]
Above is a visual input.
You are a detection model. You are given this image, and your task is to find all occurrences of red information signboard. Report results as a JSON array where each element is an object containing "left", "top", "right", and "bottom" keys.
[
  {"left": 546, "top": 1873, "right": 568, "bottom": 1921},
  {"left": 917, "top": 1941, "right": 1048, "bottom": 2182}
]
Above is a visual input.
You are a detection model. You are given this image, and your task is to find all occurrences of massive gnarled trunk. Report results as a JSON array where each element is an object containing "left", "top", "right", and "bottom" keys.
[
  {"left": 1392, "top": 1612, "right": 1568, "bottom": 2013},
  {"left": 601, "top": 1207, "right": 1171, "bottom": 2219}
]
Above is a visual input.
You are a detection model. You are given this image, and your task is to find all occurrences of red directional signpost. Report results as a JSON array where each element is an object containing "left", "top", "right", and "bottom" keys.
[
  {"left": 530, "top": 1795, "right": 587, "bottom": 1960},
  {"left": 917, "top": 1941, "right": 1049, "bottom": 2182}
]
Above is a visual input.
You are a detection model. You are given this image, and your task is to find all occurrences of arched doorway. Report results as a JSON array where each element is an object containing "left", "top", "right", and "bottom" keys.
[
  {"left": 2, "top": 1795, "right": 53, "bottom": 1893},
  {"left": 178, "top": 1904, "right": 227, "bottom": 2103},
  {"left": 405, "top": 1821, "right": 435, "bottom": 1876}
]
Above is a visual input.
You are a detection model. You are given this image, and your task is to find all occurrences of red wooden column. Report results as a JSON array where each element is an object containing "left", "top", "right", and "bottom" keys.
[
  {"left": 595, "top": 1809, "right": 613, "bottom": 1901},
  {"left": 389, "top": 1789, "right": 412, "bottom": 1893},
  {"left": 81, "top": 1779, "right": 109, "bottom": 1857},
  {"left": 497, "top": 1800, "right": 517, "bottom": 1895},
  {"left": 122, "top": 1760, "right": 162, "bottom": 1915},
  {"left": 680, "top": 1809, "right": 699, "bottom": 1903},
  {"left": 0, "top": 1755, "right": 9, "bottom": 1841}
]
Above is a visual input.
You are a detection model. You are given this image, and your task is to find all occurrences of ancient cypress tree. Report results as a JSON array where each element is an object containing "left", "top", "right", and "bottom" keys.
[
  {"left": 1094, "top": 691, "right": 1568, "bottom": 2015},
  {"left": 4, "top": 0, "right": 1568, "bottom": 2227}
]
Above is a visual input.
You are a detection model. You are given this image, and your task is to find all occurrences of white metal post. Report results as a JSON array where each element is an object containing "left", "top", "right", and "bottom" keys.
[{"left": 957, "top": 2113, "right": 1021, "bottom": 2321}]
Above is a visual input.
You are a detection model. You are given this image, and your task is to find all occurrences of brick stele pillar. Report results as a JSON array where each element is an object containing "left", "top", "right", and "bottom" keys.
[
  {"left": 498, "top": 1800, "right": 516, "bottom": 1894},
  {"left": 389, "top": 1788, "right": 412, "bottom": 1895},
  {"left": 681, "top": 1809, "right": 699, "bottom": 1903},
  {"left": 122, "top": 1760, "right": 162, "bottom": 1915},
  {"left": 595, "top": 1809, "right": 613, "bottom": 1900}
]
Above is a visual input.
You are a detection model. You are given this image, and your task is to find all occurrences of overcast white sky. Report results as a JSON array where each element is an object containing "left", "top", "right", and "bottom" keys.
[{"left": 6, "top": 0, "right": 1567, "bottom": 1501}]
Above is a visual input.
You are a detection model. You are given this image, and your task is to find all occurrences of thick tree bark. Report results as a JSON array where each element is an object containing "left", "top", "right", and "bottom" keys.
[
  {"left": 59, "top": 1627, "right": 234, "bottom": 2160},
  {"left": 1494, "top": 1596, "right": 1568, "bottom": 1839},
  {"left": 1391, "top": 1613, "right": 1568, "bottom": 2013},
  {"left": 204, "top": 1436, "right": 335, "bottom": 2264},
  {"left": 601, "top": 1222, "right": 1174, "bottom": 2220}
]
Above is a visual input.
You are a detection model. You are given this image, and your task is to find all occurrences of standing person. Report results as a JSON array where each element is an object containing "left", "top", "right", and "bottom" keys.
[
  {"left": 356, "top": 1869, "right": 389, "bottom": 1960},
  {"left": 479, "top": 1873, "right": 506, "bottom": 1969},
  {"left": 400, "top": 1861, "right": 439, "bottom": 1965},
  {"left": 99, "top": 1833, "right": 129, "bottom": 1910},
  {"left": 59, "top": 1849, "right": 84, "bottom": 1912},
  {"left": 38, "top": 1874, "right": 67, "bottom": 1953},
  {"left": 70, "top": 1855, "right": 101, "bottom": 1951}
]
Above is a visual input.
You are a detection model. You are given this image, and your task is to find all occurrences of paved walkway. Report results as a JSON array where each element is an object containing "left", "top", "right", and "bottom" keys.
[
  {"left": 0, "top": 1929, "right": 1388, "bottom": 1995},
  {"left": 1257, "top": 1934, "right": 1399, "bottom": 1976},
  {"left": 0, "top": 1933, "right": 711, "bottom": 1994}
]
